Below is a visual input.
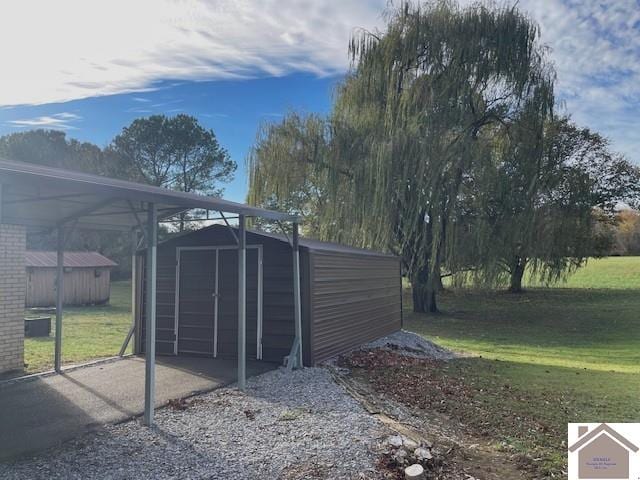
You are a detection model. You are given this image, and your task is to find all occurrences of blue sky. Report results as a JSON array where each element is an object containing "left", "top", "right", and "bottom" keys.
[
  {"left": 0, "top": 75, "right": 339, "bottom": 201},
  {"left": 0, "top": 0, "right": 638, "bottom": 203}
]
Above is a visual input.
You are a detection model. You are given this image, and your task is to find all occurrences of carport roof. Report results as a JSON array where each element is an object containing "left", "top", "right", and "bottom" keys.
[{"left": 0, "top": 158, "right": 297, "bottom": 231}]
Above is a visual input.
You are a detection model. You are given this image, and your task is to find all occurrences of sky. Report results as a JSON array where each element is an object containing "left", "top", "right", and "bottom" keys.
[{"left": 0, "top": 0, "right": 638, "bottom": 203}]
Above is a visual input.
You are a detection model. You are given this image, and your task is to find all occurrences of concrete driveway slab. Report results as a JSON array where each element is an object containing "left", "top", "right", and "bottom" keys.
[{"left": 0, "top": 356, "right": 275, "bottom": 461}]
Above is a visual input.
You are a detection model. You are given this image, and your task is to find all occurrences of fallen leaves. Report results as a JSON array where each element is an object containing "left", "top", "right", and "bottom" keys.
[{"left": 339, "top": 348, "right": 567, "bottom": 478}]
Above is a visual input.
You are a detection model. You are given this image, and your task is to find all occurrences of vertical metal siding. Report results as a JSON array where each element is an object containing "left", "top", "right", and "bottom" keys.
[
  {"left": 139, "top": 246, "right": 177, "bottom": 355},
  {"left": 25, "top": 267, "right": 112, "bottom": 307},
  {"left": 138, "top": 226, "right": 295, "bottom": 362},
  {"left": 309, "top": 250, "right": 401, "bottom": 364}
]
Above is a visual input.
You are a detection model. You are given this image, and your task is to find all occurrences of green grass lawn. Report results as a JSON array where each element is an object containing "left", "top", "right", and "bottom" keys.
[
  {"left": 528, "top": 255, "right": 640, "bottom": 289},
  {"left": 404, "top": 256, "right": 640, "bottom": 475},
  {"left": 24, "top": 281, "right": 133, "bottom": 373}
]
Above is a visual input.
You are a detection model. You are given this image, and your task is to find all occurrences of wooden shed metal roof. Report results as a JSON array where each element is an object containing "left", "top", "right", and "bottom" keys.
[{"left": 25, "top": 251, "right": 118, "bottom": 268}]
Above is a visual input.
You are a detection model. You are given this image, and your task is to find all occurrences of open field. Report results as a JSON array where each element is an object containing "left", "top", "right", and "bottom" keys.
[
  {"left": 404, "top": 256, "right": 640, "bottom": 475},
  {"left": 527, "top": 256, "right": 640, "bottom": 289},
  {"left": 23, "top": 281, "right": 133, "bottom": 374}
]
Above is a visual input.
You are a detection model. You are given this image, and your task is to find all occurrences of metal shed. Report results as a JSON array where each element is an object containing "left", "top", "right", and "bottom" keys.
[
  {"left": 25, "top": 251, "right": 117, "bottom": 307},
  {"left": 136, "top": 225, "right": 402, "bottom": 366}
]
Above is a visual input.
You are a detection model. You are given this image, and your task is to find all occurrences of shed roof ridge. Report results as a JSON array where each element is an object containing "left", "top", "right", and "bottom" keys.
[{"left": 155, "top": 224, "right": 398, "bottom": 258}]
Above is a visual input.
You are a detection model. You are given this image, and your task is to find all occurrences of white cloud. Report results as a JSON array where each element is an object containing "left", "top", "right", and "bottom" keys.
[
  {"left": 0, "top": 0, "right": 385, "bottom": 106},
  {"left": 6, "top": 112, "right": 82, "bottom": 129},
  {"left": 1, "top": 0, "right": 637, "bottom": 161},
  {"left": 459, "top": 0, "right": 640, "bottom": 161}
]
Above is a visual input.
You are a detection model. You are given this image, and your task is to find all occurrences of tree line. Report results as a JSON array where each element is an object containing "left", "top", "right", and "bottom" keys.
[
  {"left": 247, "top": 1, "right": 640, "bottom": 312},
  {"left": 610, "top": 209, "right": 640, "bottom": 255},
  {"left": 0, "top": 115, "right": 235, "bottom": 276}
]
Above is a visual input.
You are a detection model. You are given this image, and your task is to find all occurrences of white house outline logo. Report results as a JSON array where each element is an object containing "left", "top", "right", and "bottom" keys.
[{"left": 569, "top": 424, "right": 639, "bottom": 480}]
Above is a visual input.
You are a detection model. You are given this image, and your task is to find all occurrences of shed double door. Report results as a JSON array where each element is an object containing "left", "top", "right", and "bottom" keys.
[{"left": 176, "top": 247, "right": 261, "bottom": 358}]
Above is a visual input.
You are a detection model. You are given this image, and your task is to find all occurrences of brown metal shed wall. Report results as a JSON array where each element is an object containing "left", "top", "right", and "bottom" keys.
[
  {"left": 309, "top": 250, "right": 401, "bottom": 364},
  {"left": 138, "top": 226, "right": 296, "bottom": 362},
  {"left": 25, "top": 267, "right": 111, "bottom": 307},
  {"left": 137, "top": 247, "right": 177, "bottom": 355}
]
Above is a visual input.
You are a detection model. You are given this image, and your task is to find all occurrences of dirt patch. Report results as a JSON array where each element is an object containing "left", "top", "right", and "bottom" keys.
[{"left": 336, "top": 349, "right": 559, "bottom": 479}]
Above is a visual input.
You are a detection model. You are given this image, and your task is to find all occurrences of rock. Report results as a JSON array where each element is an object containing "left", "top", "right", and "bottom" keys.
[
  {"left": 386, "top": 435, "right": 404, "bottom": 448},
  {"left": 402, "top": 437, "right": 419, "bottom": 451},
  {"left": 393, "top": 448, "right": 408, "bottom": 464},
  {"left": 414, "top": 447, "right": 433, "bottom": 462},
  {"left": 365, "top": 330, "right": 456, "bottom": 361},
  {"left": 404, "top": 463, "right": 425, "bottom": 479}
]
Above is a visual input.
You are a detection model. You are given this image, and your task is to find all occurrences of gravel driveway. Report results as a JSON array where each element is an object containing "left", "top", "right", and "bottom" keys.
[{"left": 0, "top": 367, "right": 387, "bottom": 480}]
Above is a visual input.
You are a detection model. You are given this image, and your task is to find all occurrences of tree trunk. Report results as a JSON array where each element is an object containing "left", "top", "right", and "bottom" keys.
[
  {"left": 508, "top": 257, "right": 526, "bottom": 293},
  {"left": 434, "top": 263, "right": 444, "bottom": 291},
  {"left": 410, "top": 266, "right": 438, "bottom": 313}
]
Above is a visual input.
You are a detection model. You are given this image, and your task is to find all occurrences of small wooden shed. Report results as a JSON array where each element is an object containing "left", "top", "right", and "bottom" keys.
[
  {"left": 25, "top": 251, "right": 117, "bottom": 307},
  {"left": 137, "top": 225, "right": 402, "bottom": 366}
]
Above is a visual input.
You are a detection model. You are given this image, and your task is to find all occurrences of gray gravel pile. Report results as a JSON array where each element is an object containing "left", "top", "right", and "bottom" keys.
[
  {"left": 0, "top": 367, "right": 386, "bottom": 480},
  {"left": 364, "top": 330, "right": 455, "bottom": 360}
]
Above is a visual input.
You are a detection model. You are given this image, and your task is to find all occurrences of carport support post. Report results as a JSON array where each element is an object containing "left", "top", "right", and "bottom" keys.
[
  {"left": 118, "top": 229, "right": 138, "bottom": 357},
  {"left": 237, "top": 214, "right": 246, "bottom": 390},
  {"left": 131, "top": 229, "right": 137, "bottom": 351},
  {"left": 292, "top": 222, "right": 303, "bottom": 368},
  {"left": 54, "top": 227, "right": 65, "bottom": 373},
  {"left": 143, "top": 203, "right": 157, "bottom": 426}
]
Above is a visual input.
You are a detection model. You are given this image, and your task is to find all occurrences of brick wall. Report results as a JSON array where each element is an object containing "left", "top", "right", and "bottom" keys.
[{"left": 0, "top": 224, "right": 26, "bottom": 374}]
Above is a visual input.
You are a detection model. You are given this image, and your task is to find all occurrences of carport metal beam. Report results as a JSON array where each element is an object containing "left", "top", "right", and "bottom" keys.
[
  {"left": 54, "top": 227, "right": 65, "bottom": 373},
  {"left": 286, "top": 222, "right": 303, "bottom": 370},
  {"left": 293, "top": 223, "right": 303, "bottom": 367},
  {"left": 118, "top": 228, "right": 139, "bottom": 357},
  {"left": 220, "top": 212, "right": 239, "bottom": 244},
  {"left": 237, "top": 214, "right": 247, "bottom": 390},
  {"left": 53, "top": 223, "right": 80, "bottom": 372},
  {"left": 143, "top": 203, "right": 158, "bottom": 425}
]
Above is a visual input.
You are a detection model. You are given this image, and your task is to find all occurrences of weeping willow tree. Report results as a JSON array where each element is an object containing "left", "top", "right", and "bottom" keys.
[
  {"left": 247, "top": 113, "right": 333, "bottom": 236},
  {"left": 249, "top": 1, "right": 555, "bottom": 312},
  {"left": 461, "top": 115, "right": 639, "bottom": 293}
]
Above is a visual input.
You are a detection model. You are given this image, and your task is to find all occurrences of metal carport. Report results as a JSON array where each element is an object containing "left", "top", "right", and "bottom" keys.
[{"left": 0, "top": 157, "right": 303, "bottom": 425}]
